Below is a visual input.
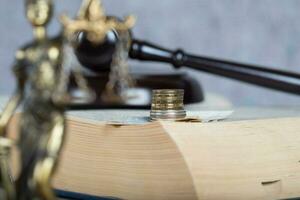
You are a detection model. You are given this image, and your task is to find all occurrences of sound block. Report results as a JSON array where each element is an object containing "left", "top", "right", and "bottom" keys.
[{"left": 68, "top": 72, "right": 204, "bottom": 110}]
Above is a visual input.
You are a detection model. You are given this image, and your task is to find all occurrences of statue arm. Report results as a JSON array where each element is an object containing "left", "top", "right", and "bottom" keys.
[
  {"left": 0, "top": 50, "right": 27, "bottom": 137},
  {"left": 0, "top": 50, "right": 27, "bottom": 200}
]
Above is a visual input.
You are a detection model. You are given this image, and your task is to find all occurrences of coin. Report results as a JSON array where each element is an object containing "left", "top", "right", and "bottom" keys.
[{"left": 150, "top": 89, "right": 186, "bottom": 120}]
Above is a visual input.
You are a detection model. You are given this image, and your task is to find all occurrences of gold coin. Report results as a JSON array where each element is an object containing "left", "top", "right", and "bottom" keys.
[{"left": 150, "top": 89, "right": 186, "bottom": 120}]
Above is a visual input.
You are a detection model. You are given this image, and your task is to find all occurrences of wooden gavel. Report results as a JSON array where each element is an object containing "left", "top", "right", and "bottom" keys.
[{"left": 74, "top": 30, "right": 300, "bottom": 96}]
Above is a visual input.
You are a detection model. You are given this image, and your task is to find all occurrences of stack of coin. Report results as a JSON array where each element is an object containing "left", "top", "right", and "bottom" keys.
[{"left": 150, "top": 89, "right": 186, "bottom": 120}]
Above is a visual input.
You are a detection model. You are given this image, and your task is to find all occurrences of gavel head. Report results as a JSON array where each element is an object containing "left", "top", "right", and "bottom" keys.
[
  {"left": 74, "top": 29, "right": 119, "bottom": 73},
  {"left": 25, "top": 0, "right": 53, "bottom": 27}
]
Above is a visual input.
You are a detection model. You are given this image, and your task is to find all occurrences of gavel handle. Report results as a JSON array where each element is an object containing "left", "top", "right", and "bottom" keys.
[{"left": 129, "top": 39, "right": 300, "bottom": 95}]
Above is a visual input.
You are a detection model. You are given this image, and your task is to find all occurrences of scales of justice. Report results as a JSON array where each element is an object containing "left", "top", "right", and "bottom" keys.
[{"left": 1, "top": 0, "right": 300, "bottom": 199}]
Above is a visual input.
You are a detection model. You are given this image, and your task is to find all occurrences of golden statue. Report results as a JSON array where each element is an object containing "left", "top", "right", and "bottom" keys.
[
  {"left": 0, "top": 0, "right": 134, "bottom": 199},
  {"left": 0, "top": 0, "right": 66, "bottom": 199}
]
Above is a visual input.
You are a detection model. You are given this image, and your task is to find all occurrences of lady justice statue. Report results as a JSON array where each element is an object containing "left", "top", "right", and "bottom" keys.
[{"left": 0, "top": 0, "right": 134, "bottom": 199}]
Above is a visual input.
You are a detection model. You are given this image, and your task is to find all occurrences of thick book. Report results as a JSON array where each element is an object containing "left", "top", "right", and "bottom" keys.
[{"left": 6, "top": 107, "right": 300, "bottom": 200}]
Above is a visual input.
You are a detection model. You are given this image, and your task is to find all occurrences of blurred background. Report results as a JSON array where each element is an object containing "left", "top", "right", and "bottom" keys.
[{"left": 1, "top": 0, "right": 300, "bottom": 106}]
